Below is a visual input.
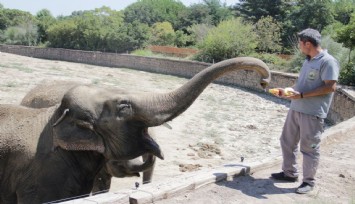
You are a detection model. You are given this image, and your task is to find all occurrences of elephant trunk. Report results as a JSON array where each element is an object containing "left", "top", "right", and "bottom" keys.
[
  {"left": 124, "top": 154, "right": 155, "bottom": 173},
  {"left": 134, "top": 57, "right": 271, "bottom": 127}
]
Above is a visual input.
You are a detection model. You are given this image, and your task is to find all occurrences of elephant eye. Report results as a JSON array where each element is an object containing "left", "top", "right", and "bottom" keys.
[
  {"left": 116, "top": 101, "right": 133, "bottom": 119},
  {"left": 75, "top": 120, "right": 94, "bottom": 131}
]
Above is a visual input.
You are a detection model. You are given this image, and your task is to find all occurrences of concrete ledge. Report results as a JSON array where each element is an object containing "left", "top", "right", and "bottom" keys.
[
  {"left": 322, "top": 116, "right": 355, "bottom": 144},
  {"left": 60, "top": 192, "right": 130, "bottom": 204},
  {"left": 60, "top": 157, "right": 281, "bottom": 204}
]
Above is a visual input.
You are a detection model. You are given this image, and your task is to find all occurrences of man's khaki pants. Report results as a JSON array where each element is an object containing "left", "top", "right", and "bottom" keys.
[{"left": 280, "top": 110, "right": 324, "bottom": 186}]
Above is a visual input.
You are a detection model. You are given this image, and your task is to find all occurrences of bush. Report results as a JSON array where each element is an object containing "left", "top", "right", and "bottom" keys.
[
  {"left": 250, "top": 53, "right": 289, "bottom": 71},
  {"left": 339, "top": 62, "right": 355, "bottom": 86},
  {"left": 194, "top": 18, "right": 257, "bottom": 63}
]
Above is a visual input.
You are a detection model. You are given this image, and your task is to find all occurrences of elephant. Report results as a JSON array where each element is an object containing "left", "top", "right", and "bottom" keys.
[
  {"left": 0, "top": 57, "right": 270, "bottom": 203},
  {"left": 20, "top": 80, "right": 157, "bottom": 195}
]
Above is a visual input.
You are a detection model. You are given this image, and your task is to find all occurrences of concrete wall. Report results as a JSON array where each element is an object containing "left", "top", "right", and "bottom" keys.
[{"left": 1, "top": 45, "right": 354, "bottom": 124}]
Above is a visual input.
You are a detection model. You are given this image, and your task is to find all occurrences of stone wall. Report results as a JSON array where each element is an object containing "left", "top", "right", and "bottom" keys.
[{"left": 1, "top": 44, "right": 354, "bottom": 124}]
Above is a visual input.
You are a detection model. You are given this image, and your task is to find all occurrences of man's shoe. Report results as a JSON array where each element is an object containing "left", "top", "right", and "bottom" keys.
[
  {"left": 296, "top": 182, "right": 314, "bottom": 194},
  {"left": 271, "top": 172, "right": 298, "bottom": 182}
]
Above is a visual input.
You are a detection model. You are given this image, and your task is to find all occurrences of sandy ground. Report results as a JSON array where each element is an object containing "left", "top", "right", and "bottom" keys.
[{"left": 1, "top": 52, "right": 354, "bottom": 203}]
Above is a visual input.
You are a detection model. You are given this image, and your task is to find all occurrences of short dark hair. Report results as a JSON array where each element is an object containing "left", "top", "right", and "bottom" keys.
[{"left": 297, "top": 28, "right": 321, "bottom": 47}]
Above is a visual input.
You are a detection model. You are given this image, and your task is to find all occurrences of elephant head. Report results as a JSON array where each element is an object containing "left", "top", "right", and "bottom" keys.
[
  {"left": 20, "top": 81, "right": 157, "bottom": 193},
  {"left": 50, "top": 57, "right": 270, "bottom": 162}
]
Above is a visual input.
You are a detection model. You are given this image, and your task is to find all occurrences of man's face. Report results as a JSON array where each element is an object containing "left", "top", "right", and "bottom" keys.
[{"left": 298, "top": 40, "right": 310, "bottom": 56}]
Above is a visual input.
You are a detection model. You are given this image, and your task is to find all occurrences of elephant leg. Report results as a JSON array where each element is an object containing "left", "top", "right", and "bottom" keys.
[
  {"left": 142, "top": 153, "right": 156, "bottom": 184},
  {"left": 91, "top": 167, "right": 112, "bottom": 195}
]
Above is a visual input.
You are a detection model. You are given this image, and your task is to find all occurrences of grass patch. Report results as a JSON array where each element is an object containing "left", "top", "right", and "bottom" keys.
[
  {"left": 0, "top": 63, "right": 33, "bottom": 73},
  {"left": 5, "top": 81, "right": 17, "bottom": 87},
  {"left": 49, "top": 66, "right": 62, "bottom": 71},
  {"left": 91, "top": 79, "right": 100, "bottom": 85}
]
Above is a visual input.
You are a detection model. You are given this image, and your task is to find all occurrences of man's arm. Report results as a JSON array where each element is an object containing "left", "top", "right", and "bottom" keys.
[{"left": 288, "top": 80, "right": 337, "bottom": 99}]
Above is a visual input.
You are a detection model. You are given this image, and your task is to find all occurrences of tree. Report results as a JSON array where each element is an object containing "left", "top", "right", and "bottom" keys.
[
  {"left": 288, "top": 0, "right": 334, "bottom": 32},
  {"left": 336, "top": 13, "right": 355, "bottom": 62},
  {"left": 203, "top": 0, "right": 233, "bottom": 26},
  {"left": 105, "top": 21, "right": 151, "bottom": 53},
  {"left": 234, "top": 0, "right": 292, "bottom": 23},
  {"left": 332, "top": 0, "right": 355, "bottom": 25},
  {"left": 187, "top": 23, "right": 214, "bottom": 45},
  {"left": 0, "top": 6, "right": 37, "bottom": 45},
  {"left": 47, "top": 18, "right": 80, "bottom": 49},
  {"left": 178, "top": 0, "right": 232, "bottom": 31},
  {"left": 233, "top": 0, "right": 294, "bottom": 51},
  {"left": 47, "top": 6, "right": 125, "bottom": 51},
  {"left": 254, "top": 16, "right": 282, "bottom": 53},
  {"left": 36, "top": 9, "right": 56, "bottom": 44},
  {"left": 174, "top": 30, "right": 190, "bottom": 47},
  {"left": 177, "top": 3, "right": 213, "bottom": 31},
  {"left": 196, "top": 18, "right": 257, "bottom": 62},
  {"left": 0, "top": 8, "right": 35, "bottom": 31},
  {"left": 335, "top": 13, "right": 355, "bottom": 86},
  {"left": 124, "top": 0, "right": 186, "bottom": 29},
  {"left": 4, "top": 22, "right": 38, "bottom": 45},
  {"left": 149, "top": 22, "right": 175, "bottom": 46}
]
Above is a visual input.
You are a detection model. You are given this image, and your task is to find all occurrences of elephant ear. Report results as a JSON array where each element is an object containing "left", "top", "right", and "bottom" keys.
[{"left": 52, "top": 108, "right": 105, "bottom": 153}]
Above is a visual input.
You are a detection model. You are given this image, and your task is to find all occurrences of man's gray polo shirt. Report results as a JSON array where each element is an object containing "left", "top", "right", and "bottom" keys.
[{"left": 291, "top": 50, "right": 339, "bottom": 118}]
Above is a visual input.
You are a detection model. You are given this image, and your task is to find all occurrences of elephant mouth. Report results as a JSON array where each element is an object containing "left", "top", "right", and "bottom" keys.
[{"left": 142, "top": 127, "right": 164, "bottom": 160}]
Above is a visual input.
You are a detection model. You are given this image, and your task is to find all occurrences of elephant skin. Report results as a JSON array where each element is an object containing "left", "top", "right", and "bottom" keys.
[
  {"left": 0, "top": 87, "right": 163, "bottom": 203},
  {"left": 20, "top": 80, "right": 157, "bottom": 195},
  {"left": 0, "top": 57, "right": 270, "bottom": 203}
]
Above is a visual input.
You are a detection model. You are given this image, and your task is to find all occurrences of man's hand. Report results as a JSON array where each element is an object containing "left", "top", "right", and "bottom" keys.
[{"left": 269, "top": 87, "right": 300, "bottom": 99}]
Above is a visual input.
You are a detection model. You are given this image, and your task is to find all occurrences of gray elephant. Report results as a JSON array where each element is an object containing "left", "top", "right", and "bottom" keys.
[
  {"left": 20, "top": 80, "right": 157, "bottom": 195},
  {"left": 0, "top": 57, "right": 270, "bottom": 203}
]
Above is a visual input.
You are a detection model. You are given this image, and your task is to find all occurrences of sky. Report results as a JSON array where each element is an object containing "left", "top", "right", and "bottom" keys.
[{"left": 0, "top": 0, "right": 237, "bottom": 17}]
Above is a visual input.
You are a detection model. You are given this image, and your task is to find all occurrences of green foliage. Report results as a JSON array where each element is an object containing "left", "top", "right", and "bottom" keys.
[
  {"left": 174, "top": 30, "right": 190, "bottom": 47},
  {"left": 202, "top": 0, "right": 234, "bottom": 26},
  {"left": 124, "top": 0, "right": 186, "bottom": 29},
  {"left": 0, "top": 8, "right": 35, "bottom": 31},
  {"left": 234, "top": 0, "right": 292, "bottom": 23},
  {"left": 105, "top": 21, "right": 151, "bottom": 52},
  {"left": 250, "top": 53, "right": 287, "bottom": 65},
  {"left": 47, "top": 18, "right": 80, "bottom": 49},
  {"left": 131, "top": 49, "right": 155, "bottom": 56},
  {"left": 322, "top": 21, "right": 345, "bottom": 39},
  {"left": 288, "top": 0, "right": 334, "bottom": 32},
  {"left": 254, "top": 16, "right": 282, "bottom": 53},
  {"left": 281, "top": 0, "right": 334, "bottom": 49},
  {"left": 150, "top": 22, "right": 175, "bottom": 46},
  {"left": 178, "top": 3, "right": 213, "bottom": 29},
  {"left": 47, "top": 6, "right": 150, "bottom": 52},
  {"left": 332, "top": 0, "right": 355, "bottom": 25},
  {"left": 322, "top": 35, "right": 351, "bottom": 64},
  {"left": 336, "top": 13, "right": 355, "bottom": 56},
  {"left": 36, "top": 9, "right": 56, "bottom": 44},
  {"left": 4, "top": 22, "right": 38, "bottom": 45},
  {"left": 339, "top": 62, "right": 355, "bottom": 85},
  {"left": 187, "top": 23, "right": 214, "bottom": 45},
  {"left": 195, "top": 18, "right": 257, "bottom": 63}
]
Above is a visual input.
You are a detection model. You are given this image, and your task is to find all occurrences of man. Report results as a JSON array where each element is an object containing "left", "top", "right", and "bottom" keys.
[{"left": 270, "top": 28, "right": 339, "bottom": 194}]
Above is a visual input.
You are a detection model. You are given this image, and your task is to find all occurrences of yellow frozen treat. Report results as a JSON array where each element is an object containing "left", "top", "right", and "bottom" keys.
[{"left": 268, "top": 88, "right": 280, "bottom": 95}]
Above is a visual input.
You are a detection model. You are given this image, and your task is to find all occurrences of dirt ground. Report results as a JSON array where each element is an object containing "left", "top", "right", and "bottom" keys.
[{"left": 1, "top": 52, "right": 354, "bottom": 203}]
